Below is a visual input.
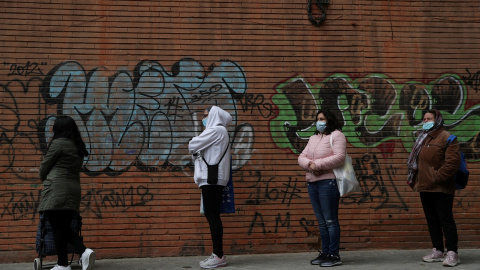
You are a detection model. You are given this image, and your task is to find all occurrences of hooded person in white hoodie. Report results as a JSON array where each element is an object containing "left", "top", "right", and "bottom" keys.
[{"left": 189, "top": 106, "right": 232, "bottom": 269}]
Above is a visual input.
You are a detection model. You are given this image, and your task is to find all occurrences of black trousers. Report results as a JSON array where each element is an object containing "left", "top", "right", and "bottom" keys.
[
  {"left": 201, "top": 185, "right": 224, "bottom": 258},
  {"left": 44, "top": 210, "right": 86, "bottom": 266},
  {"left": 420, "top": 192, "right": 458, "bottom": 253}
]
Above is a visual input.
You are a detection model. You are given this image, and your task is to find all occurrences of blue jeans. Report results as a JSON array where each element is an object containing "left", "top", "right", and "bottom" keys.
[{"left": 307, "top": 179, "right": 341, "bottom": 255}]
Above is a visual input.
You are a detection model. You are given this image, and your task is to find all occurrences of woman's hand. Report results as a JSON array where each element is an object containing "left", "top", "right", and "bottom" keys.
[
  {"left": 307, "top": 162, "right": 324, "bottom": 176},
  {"left": 309, "top": 162, "right": 317, "bottom": 172},
  {"left": 306, "top": 161, "right": 313, "bottom": 172},
  {"left": 307, "top": 161, "right": 330, "bottom": 176}
]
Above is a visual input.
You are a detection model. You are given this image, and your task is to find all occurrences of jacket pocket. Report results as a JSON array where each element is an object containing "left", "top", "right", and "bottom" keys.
[
  {"left": 432, "top": 169, "right": 442, "bottom": 183},
  {"left": 426, "top": 143, "right": 442, "bottom": 150}
]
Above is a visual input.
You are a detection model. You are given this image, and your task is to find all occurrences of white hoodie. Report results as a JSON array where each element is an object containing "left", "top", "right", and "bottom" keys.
[{"left": 188, "top": 106, "right": 232, "bottom": 187}]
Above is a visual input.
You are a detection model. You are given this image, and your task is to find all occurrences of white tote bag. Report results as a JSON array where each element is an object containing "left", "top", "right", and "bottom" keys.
[{"left": 330, "top": 135, "right": 360, "bottom": 197}]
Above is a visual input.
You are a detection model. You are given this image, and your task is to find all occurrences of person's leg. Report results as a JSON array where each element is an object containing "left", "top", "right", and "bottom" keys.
[
  {"left": 307, "top": 181, "right": 329, "bottom": 255},
  {"left": 420, "top": 192, "right": 445, "bottom": 252},
  {"left": 201, "top": 185, "right": 224, "bottom": 258},
  {"left": 44, "top": 210, "right": 73, "bottom": 266},
  {"left": 434, "top": 193, "right": 458, "bottom": 253},
  {"left": 317, "top": 179, "right": 340, "bottom": 256}
]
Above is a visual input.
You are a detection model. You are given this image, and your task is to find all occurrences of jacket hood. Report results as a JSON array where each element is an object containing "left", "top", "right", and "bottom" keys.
[{"left": 205, "top": 106, "right": 232, "bottom": 128}]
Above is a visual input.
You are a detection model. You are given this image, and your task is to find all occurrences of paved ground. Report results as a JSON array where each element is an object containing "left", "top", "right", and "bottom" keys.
[{"left": 2, "top": 249, "right": 479, "bottom": 270}]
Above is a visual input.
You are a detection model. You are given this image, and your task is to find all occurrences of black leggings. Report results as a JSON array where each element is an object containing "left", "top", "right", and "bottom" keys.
[
  {"left": 201, "top": 185, "right": 224, "bottom": 258},
  {"left": 420, "top": 192, "right": 458, "bottom": 253},
  {"left": 44, "top": 210, "right": 86, "bottom": 266}
]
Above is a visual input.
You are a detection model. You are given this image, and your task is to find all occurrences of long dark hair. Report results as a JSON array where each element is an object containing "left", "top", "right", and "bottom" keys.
[
  {"left": 48, "top": 116, "right": 89, "bottom": 157},
  {"left": 314, "top": 109, "right": 343, "bottom": 135}
]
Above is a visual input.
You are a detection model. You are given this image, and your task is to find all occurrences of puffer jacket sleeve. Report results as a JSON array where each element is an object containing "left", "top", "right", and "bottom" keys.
[
  {"left": 313, "top": 131, "right": 347, "bottom": 170},
  {"left": 298, "top": 137, "right": 314, "bottom": 170},
  {"left": 39, "top": 140, "right": 63, "bottom": 181}
]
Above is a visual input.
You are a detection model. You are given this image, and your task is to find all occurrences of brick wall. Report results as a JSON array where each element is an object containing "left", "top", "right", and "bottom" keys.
[{"left": 1, "top": 0, "right": 480, "bottom": 263}]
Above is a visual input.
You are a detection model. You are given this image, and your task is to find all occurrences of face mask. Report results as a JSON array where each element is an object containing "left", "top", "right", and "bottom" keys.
[
  {"left": 202, "top": 118, "right": 208, "bottom": 127},
  {"left": 316, "top": 121, "right": 327, "bottom": 132},
  {"left": 422, "top": 121, "right": 434, "bottom": 130}
]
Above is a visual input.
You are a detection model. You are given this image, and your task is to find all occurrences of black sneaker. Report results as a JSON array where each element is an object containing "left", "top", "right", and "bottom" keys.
[
  {"left": 310, "top": 252, "right": 328, "bottom": 265},
  {"left": 320, "top": 254, "right": 342, "bottom": 267}
]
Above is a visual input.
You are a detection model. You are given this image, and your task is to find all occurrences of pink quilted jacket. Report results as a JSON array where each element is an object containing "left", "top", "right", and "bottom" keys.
[{"left": 298, "top": 130, "right": 347, "bottom": 182}]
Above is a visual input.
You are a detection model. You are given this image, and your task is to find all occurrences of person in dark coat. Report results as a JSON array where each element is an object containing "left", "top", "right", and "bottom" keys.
[
  {"left": 38, "top": 116, "right": 96, "bottom": 270},
  {"left": 407, "top": 109, "right": 461, "bottom": 267}
]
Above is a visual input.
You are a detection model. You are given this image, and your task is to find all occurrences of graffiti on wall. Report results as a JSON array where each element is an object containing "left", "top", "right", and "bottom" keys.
[
  {"left": 4, "top": 61, "right": 47, "bottom": 77},
  {"left": 239, "top": 169, "right": 316, "bottom": 236},
  {"left": 0, "top": 58, "right": 265, "bottom": 220},
  {"left": 269, "top": 72, "right": 480, "bottom": 211},
  {"left": 0, "top": 59, "right": 264, "bottom": 180},
  {"left": 270, "top": 73, "right": 480, "bottom": 158},
  {"left": 2, "top": 60, "right": 479, "bottom": 228},
  {"left": 462, "top": 68, "right": 480, "bottom": 93},
  {"left": 39, "top": 59, "right": 255, "bottom": 175},
  {"left": 348, "top": 154, "right": 408, "bottom": 211},
  {"left": 243, "top": 153, "right": 409, "bottom": 238},
  {"left": 0, "top": 185, "right": 155, "bottom": 220}
]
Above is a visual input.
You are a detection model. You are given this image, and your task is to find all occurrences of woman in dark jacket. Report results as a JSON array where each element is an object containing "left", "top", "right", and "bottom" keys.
[
  {"left": 38, "top": 116, "right": 95, "bottom": 270},
  {"left": 407, "top": 109, "right": 461, "bottom": 267}
]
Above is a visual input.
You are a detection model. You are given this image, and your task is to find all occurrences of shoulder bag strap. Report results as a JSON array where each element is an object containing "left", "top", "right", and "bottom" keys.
[{"left": 202, "top": 134, "right": 230, "bottom": 166}]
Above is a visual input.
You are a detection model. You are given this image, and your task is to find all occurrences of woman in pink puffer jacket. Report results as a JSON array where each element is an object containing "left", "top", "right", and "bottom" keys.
[{"left": 298, "top": 109, "right": 346, "bottom": 267}]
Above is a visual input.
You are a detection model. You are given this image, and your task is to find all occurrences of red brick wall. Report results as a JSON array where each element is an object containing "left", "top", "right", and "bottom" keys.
[{"left": 1, "top": 0, "right": 480, "bottom": 263}]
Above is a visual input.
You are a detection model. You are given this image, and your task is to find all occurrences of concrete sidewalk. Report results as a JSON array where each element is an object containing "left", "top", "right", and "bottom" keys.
[{"left": 2, "top": 249, "right": 479, "bottom": 270}]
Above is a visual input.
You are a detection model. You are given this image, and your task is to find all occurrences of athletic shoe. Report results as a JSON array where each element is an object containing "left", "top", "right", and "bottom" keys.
[
  {"left": 51, "top": 265, "right": 71, "bottom": 270},
  {"left": 310, "top": 252, "right": 328, "bottom": 265},
  {"left": 422, "top": 248, "right": 444, "bottom": 262},
  {"left": 80, "top": 248, "right": 96, "bottom": 270},
  {"left": 443, "top": 251, "right": 460, "bottom": 267},
  {"left": 199, "top": 253, "right": 227, "bottom": 269},
  {"left": 320, "top": 254, "right": 342, "bottom": 267}
]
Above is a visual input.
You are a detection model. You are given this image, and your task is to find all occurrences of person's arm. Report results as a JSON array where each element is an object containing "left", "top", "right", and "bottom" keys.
[
  {"left": 435, "top": 137, "right": 461, "bottom": 183},
  {"left": 39, "top": 140, "right": 63, "bottom": 181},
  {"left": 298, "top": 138, "right": 314, "bottom": 171},
  {"left": 313, "top": 131, "right": 347, "bottom": 170},
  {"left": 188, "top": 128, "right": 220, "bottom": 154}
]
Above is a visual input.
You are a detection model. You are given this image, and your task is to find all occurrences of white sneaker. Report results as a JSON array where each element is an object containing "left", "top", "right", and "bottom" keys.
[
  {"left": 443, "top": 251, "right": 460, "bottom": 267},
  {"left": 422, "top": 248, "right": 444, "bottom": 262},
  {"left": 80, "top": 248, "right": 96, "bottom": 270},
  {"left": 199, "top": 253, "right": 227, "bottom": 269},
  {"left": 51, "top": 265, "right": 71, "bottom": 270}
]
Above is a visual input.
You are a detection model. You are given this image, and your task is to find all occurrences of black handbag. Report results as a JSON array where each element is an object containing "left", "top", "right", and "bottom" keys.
[{"left": 202, "top": 143, "right": 230, "bottom": 185}]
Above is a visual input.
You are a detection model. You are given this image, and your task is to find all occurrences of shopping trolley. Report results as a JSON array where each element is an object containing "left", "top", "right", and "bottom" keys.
[{"left": 34, "top": 212, "right": 83, "bottom": 270}]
